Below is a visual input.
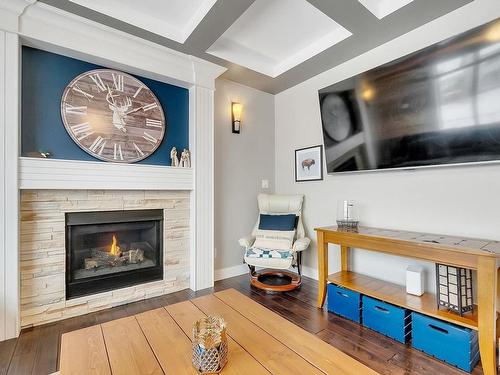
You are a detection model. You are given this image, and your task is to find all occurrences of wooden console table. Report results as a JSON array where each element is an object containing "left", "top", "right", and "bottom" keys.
[{"left": 315, "top": 226, "right": 500, "bottom": 375}]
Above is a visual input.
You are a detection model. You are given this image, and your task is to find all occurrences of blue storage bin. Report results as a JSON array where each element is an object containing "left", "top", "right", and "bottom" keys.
[
  {"left": 327, "top": 284, "right": 361, "bottom": 323},
  {"left": 362, "top": 296, "right": 411, "bottom": 343},
  {"left": 412, "top": 312, "right": 479, "bottom": 372}
]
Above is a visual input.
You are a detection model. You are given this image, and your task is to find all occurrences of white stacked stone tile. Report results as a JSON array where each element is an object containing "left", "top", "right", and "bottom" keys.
[{"left": 20, "top": 190, "right": 190, "bottom": 327}]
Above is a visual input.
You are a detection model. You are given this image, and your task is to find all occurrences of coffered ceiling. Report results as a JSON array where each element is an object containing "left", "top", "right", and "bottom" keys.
[
  {"left": 39, "top": 0, "right": 473, "bottom": 93},
  {"left": 67, "top": 0, "right": 218, "bottom": 43},
  {"left": 206, "top": 0, "right": 352, "bottom": 78}
]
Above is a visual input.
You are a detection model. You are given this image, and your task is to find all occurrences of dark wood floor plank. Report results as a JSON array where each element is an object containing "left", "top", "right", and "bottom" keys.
[
  {"left": 0, "top": 339, "right": 16, "bottom": 375},
  {"left": 0, "top": 275, "right": 490, "bottom": 375},
  {"left": 7, "top": 328, "right": 39, "bottom": 375},
  {"left": 326, "top": 313, "right": 406, "bottom": 353},
  {"left": 316, "top": 328, "right": 404, "bottom": 375},
  {"left": 319, "top": 323, "right": 398, "bottom": 362},
  {"left": 31, "top": 323, "right": 60, "bottom": 375}
]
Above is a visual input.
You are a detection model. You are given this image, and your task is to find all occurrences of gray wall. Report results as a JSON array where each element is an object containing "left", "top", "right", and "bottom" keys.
[{"left": 214, "top": 79, "right": 275, "bottom": 272}]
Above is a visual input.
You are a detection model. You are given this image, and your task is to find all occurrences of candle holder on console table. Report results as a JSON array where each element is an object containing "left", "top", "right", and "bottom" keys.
[{"left": 336, "top": 200, "right": 359, "bottom": 231}]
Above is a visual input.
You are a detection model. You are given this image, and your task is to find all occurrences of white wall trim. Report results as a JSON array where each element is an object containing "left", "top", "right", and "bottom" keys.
[
  {"left": 0, "top": 30, "right": 21, "bottom": 341},
  {"left": 0, "top": 30, "right": 7, "bottom": 342},
  {"left": 214, "top": 264, "right": 248, "bottom": 281},
  {"left": 0, "top": 0, "right": 34, "bottom": 33},
  {"left": 19, "top": 157, "right": 194, "bottom": 191},
  {"left": 190, "top": 86, "right": 215, "bottom": 290},
  {"left": 301, "top": 265, "right": 319, "bottom": 281},
  {"left": 5, "top": 31, "right": 20, "bottom": 340}
]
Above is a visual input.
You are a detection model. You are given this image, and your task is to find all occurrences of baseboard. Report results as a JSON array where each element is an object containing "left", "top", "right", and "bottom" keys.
[
  {"left": 301, "top": 265, "right": 319, "bottom": 281},
  {"left": 214, "top": 264, "right": 248, "bottom": 281}
]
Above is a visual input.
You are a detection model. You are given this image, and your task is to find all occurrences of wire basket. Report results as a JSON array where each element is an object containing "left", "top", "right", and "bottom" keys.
[
  {"left": 192, "top": 316, "right": 228, "bottom": 374},
  {"left": 336, "top": 220, "right": 359, "bottom": 230}
]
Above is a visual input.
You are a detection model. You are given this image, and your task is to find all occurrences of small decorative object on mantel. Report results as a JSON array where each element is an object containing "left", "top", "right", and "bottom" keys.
[
  {"left": 436, "top": 264, "right": 473, "bottom": 316},
  {"left": 170, "top": 146, "right": 179, "bottom": 167},
  {"left": 336, "top": 200, "right": 359, "bottom": 230},
  {"left": 26, "top": 151, "right": 51, "bottom": 158},
  {"left": 180, "top": 148, "right": 191, "bottom": 168},
  {"left": 192, "top": 316, "right": 228, "bottom": 374},
  {"left": 295, "top": 145, "right": 323, "bottom": 182}
]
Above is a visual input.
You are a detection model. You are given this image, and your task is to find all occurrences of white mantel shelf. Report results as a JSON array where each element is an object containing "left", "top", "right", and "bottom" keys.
[{"left": 19, "top": 157, "right": 194, "bottom": 190}]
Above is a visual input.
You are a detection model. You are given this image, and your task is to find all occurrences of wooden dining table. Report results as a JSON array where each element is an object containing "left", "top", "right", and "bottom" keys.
[{"left": 59, "top": 288, "right": 378, "bottom": 374}]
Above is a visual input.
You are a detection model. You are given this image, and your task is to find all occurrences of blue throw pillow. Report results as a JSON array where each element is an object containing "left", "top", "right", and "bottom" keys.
[{"left": 258, "top": 214, "right": 297, "bottom": 231}]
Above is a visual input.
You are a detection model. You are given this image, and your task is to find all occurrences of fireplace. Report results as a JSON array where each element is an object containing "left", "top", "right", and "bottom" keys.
[{"left": 65, "top": 209, "right": 164, "bottom": 299}]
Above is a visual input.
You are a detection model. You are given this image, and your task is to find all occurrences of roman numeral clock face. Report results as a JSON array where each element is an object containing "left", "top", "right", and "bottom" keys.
[{"left": 61, "top": 69, "right": 166, "bottom": 163}]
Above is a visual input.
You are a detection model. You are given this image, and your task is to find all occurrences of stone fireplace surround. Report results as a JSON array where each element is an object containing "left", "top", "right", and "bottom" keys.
[{"left": 20, "top": 189, "right": 190, "bottom": 328}]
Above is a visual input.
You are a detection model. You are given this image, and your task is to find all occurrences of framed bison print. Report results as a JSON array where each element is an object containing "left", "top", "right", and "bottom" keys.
[{"left": 295, "top": 145, "right": 323, "bottom": 182}]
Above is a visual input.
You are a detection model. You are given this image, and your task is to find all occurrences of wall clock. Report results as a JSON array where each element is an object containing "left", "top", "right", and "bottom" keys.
[{"left": 61, "top": 69, "right": 166, "bottom": 163}]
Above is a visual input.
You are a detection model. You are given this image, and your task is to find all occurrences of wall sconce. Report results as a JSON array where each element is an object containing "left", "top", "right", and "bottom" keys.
[{"left": 232, "top": 102, "right": 242, "bottom": 134}]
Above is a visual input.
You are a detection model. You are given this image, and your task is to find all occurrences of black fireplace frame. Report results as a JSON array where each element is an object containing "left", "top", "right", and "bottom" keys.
[{"left": 65, "top": 209, "right": 164, "bottom": 299}]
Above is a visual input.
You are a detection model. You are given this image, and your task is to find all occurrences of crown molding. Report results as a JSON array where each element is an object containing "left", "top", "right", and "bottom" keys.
[
  {"left": 190, "top": 55, "right": 227, "bottom": 89},
  {"left": 0, "top": 0, "right": 35, "bottom": 32},
  {"left": 3, "top": 2, "right": 225, "bottom": 89}
]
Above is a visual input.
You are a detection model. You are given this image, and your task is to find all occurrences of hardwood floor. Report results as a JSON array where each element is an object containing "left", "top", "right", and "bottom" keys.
[{"left": 0, "top": 274, "right": 489, "bottom": 374}]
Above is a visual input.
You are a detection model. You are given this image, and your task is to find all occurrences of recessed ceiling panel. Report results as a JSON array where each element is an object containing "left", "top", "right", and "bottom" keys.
[
  {"left": 68, "top": 0, "right": 217, "bottom": 43},
  {"left": 206, "top": 0, "right": 352, "bottom": 78},
  {"left": 358, "top": 0, "right": 415, "bottom": 19}
]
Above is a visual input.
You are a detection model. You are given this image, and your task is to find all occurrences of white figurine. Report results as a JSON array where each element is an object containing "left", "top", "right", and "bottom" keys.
[
  {"left": 185, "top": 149, "right": 191, "bottom": 168},
  {"left": 180, "top": 149, "right": 191, "bottom": 168},
  {"left": 170, "top": 147, "right": 179, "bottom": 167}
]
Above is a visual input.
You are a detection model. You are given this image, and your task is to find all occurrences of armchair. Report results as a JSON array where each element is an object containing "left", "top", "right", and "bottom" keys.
[{"left": 239, "top": 194, "right": 310, "bottom": 292}]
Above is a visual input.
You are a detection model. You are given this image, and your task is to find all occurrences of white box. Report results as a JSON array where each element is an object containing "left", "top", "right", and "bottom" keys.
[{"left": 406, "top": 265, "right": 424, "bottom": 296}]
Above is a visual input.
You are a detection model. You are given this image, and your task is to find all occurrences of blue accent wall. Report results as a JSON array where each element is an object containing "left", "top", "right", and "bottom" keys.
[{"left": 21, "top": 47, "right": 189, "bottom": 165}]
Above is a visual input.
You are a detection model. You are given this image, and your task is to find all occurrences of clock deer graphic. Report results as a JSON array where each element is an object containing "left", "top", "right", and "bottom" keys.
[{"left": 61, "top": 69, "right": 166, "bottom": 163}]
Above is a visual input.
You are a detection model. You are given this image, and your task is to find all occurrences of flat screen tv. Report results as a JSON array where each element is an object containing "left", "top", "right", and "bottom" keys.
[{"left": 319, "top": 18, "right": 500, "bottom": 173}]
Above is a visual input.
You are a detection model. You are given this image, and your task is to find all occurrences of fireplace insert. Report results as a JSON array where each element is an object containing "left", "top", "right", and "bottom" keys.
[{"left": 65, "top": 209, "right": 163, "bottom": 299}]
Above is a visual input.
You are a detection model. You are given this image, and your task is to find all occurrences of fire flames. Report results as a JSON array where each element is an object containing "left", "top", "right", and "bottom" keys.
[{"left": 110, "top": 235, "right": 121, "bottom": 256}]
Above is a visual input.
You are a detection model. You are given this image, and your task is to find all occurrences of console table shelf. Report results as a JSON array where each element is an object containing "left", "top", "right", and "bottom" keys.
[{"left": 328, "top": 271, "right": 479, "bottom": 330}]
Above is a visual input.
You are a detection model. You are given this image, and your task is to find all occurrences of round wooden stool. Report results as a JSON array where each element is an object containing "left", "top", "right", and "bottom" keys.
[{"left": 250, "top": 270, "right": 301, "bottom": 292}]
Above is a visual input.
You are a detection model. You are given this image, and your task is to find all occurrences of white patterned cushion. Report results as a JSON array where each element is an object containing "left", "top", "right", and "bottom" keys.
[
  {"left": 253, "top": 229, "right": 295, "bottom": 250},
  {"left": 245, "top": 247, "right": 292, "bottom": 260}
]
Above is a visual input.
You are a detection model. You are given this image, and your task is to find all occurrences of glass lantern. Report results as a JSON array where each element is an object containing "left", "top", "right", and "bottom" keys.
[{"left": 336, "top": 200, "right": 359, "bottom": 230}]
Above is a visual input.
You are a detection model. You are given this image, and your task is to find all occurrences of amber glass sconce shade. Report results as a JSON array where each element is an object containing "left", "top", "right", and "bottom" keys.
[{"left": 232, "top": 102, "right": 242, "bottom": 134}]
